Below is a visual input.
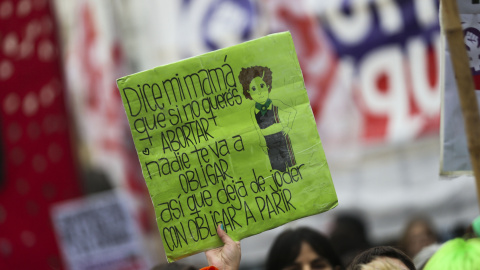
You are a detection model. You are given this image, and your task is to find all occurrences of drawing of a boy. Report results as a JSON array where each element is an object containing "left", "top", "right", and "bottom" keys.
[{"left": 238, "top": 66, "right": 296, "bottom": 172}]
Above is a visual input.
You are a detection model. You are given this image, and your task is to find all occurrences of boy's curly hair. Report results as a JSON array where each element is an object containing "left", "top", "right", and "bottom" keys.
[{"left": 238, "top": 66, "right": 272, "bottom": 100}]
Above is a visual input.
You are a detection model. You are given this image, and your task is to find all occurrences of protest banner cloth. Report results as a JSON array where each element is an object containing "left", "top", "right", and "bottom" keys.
[
  {"left": 116, "top": 32, "right": 338, "bottom": 261},
  {"left": 51, "top": 191, "right": 150, "bottom": 270},
  {"left": 440, "top": 0, "right": 480, "bottom": 178},
  {"left": 0, "top": 1, "right": 82, "bottom": 269},
  {"left": 440, "top": 0, "right": 480, "bottom": 208}
]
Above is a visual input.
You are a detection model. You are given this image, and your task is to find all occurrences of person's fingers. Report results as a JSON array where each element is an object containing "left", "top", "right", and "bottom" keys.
[{"left": 217, "top": 224, "right": 235, "bottom": 245}]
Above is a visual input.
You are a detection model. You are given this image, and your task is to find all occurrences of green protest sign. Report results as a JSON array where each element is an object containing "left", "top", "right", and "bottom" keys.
[{"left": 116, "top": 32, "right": 338, "bottom": 262}]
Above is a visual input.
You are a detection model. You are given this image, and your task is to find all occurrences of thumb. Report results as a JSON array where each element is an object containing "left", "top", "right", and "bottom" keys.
[{"left": 217, "top": 224, "right": 234, "bottom": 245}]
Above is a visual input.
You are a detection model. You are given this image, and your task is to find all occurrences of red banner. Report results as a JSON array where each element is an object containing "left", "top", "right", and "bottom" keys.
[{"left": 0, "top": 0, "right": 82, "bottom": 269}]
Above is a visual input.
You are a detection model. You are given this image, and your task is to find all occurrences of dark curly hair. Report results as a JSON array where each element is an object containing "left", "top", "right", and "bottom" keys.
[
  {"left": 266, "top": 227, "right": 344, "bottom": 270},
  {"left": 237, "top": 66, "right": 273, "bottom": 100}
]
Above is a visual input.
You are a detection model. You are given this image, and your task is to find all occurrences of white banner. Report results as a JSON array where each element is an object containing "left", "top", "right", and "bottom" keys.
[
  {"left": 51, "top": 191, "right": 151, "bottom": 270},
  {"left": 440, "top": 1, "right": 480, "bottom": 176}
]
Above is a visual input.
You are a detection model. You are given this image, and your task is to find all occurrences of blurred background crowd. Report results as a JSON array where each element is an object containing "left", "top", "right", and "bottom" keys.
[{"left": 1, "top": 0, "right": 479, "bottom": 269}]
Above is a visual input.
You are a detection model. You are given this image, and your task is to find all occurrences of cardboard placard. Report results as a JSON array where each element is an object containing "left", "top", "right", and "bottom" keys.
[{"left": 116, "top": 32, "right": 338, "bottom": 261}]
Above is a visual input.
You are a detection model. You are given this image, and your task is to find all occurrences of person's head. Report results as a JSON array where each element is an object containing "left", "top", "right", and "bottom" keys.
[
  {"left": 400, "top": 217, "right": 437, "bottom": 258},
  {"left": 266, "top": 227, "right": 343, "bottom": 270},
  {"left": 360, "top": 260, "right": 404, "bottom": 270},
  {"left": 329, "top": 212, "right": 371, "bottom": 266},
  {"left": 238, "top": 66, "right": 273, "bottom": 103},
  {"left": 348, "top": 246, "right": 415, "bottom": 270},
  {"left": 423, "top": 238, "right": 480, "bottom": 270}
]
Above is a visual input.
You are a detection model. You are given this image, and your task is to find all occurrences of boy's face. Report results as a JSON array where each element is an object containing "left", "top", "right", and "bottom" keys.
[{"left": 248, "top": 76, "right": 269, "bottom": 104}]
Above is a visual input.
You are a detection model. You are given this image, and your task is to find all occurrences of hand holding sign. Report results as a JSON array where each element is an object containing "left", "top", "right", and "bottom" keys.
[
  {"left": 204, "top": 224, "right": 241, "bottom": 270},
  {"left": 116, "top": 32, "right": 338, "bottom": 262}
]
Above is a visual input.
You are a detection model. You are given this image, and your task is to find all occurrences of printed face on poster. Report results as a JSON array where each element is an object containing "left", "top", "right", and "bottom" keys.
[{"left": 116, "top": 32, "right": 338, "bottom": 262}]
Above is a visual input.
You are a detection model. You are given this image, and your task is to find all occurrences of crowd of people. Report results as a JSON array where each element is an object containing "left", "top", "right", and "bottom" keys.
[{"left": 153, "top": 214, "right": 480, "bottom": 270}]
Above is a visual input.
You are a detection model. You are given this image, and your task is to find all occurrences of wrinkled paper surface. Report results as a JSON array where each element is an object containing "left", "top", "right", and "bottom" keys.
[{"left": 116, "top": 32, "right": 338, "bottom": 262}]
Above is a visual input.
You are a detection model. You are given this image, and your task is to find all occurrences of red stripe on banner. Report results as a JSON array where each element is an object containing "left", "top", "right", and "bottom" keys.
[
  {"left": 427, "top": 45, "right": 438, "bottom": 90},
  {"left": 274, "top": 3, "right": 338, "bottom": 120},
  {"left": 473, "top": 74, "right": 480, "bottom": 90}
]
